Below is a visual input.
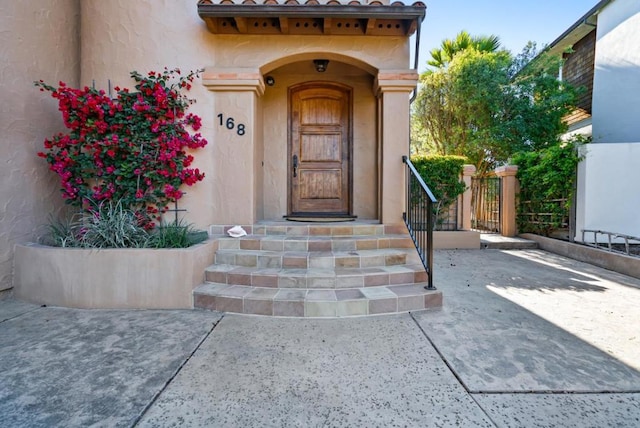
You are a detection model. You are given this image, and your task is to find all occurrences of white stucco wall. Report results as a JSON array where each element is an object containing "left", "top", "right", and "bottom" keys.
[
  {"left": 591, "top": 0, "right": 640, "bottom": 143},
  {"left": 0, "top": 0, "right": 80, "bottom": 291},
  {"left": 573, "top": 0, "right": 640, "bottom": 241},
  {"left": 575, "top": 143, "right": 640, "bottom": 240}
]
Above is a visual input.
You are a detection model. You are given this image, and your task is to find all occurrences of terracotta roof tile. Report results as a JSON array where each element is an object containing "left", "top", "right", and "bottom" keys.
[{"left": 198, "top": 0, "right": 427, "bottom": 6}]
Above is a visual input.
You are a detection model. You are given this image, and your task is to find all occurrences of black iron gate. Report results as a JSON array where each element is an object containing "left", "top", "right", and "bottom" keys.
[{"left": 471, "top": 175, "right": 501, "bottom": 233}]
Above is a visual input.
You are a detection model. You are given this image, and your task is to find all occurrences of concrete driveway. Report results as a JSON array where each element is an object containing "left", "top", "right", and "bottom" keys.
[{"left": 1, "top": 248, "right": 639, "bottom": 427}]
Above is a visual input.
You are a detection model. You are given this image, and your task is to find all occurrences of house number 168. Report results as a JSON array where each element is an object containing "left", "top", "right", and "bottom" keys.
[{"left": 217, "top": 113, "right": 246, "bottom": 136}]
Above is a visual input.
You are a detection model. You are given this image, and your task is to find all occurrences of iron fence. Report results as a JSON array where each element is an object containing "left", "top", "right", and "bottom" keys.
[
  {"left": 471, "top": 175, "right": 501, "bottom": 233},
  {"left": 517, "top": 198, "right": 570, "bottom": 237}
]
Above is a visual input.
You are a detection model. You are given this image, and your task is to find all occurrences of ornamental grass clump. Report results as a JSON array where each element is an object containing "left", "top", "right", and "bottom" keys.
[
  {"left": 35, "top": 68, "right": 207, "bottom": 230},
  {"left": 41, "top": 200, "right": 209, "bottom": 249}
]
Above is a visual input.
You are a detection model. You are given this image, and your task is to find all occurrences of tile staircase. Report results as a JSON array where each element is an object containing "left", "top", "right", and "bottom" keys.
[{"left": 193, "top": 222, "right": 442, "bottom": 317}]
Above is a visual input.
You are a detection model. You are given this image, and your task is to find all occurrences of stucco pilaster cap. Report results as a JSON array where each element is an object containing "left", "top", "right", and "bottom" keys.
[
  {"left": 463, "top": 164, "right": 476, "bottom": 176},
  {"left": 373, "top": 70, "right": 418, "bottom": 95},
  {"left": 495, "top": 165, "right": 518, "bottom": 177},
  {"left": 202, "top": 68, "right": 265, "bottom": 95}
]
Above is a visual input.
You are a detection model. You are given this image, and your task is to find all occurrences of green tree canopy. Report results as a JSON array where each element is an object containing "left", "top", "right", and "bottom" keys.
[
  {"left": 413, "top": 38, "right": 578, "bottom": 175},
  {"left": 427, "top": 30, "right": 502, "bottom": 69}
]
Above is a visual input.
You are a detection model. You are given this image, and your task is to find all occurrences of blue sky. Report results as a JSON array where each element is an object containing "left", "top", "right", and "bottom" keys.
[{"left": 413, "top": 0, "right": 598, "bottom": 71}]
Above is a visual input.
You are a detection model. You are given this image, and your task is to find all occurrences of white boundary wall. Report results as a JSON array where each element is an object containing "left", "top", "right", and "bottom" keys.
[
  {"left": 576, "top": 143, "right": 640, "bottom": 240},
  {"left": 575, "top": 0, "right": 640, "bottom": 241}
]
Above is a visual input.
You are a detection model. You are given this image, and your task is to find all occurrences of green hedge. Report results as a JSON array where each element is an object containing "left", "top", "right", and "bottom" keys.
[
  {"left": 410, "top": 155, "right": 467, "bottom": 229},
  {"left": 512, "top": 135, "right": 588, "bottom": 235}
]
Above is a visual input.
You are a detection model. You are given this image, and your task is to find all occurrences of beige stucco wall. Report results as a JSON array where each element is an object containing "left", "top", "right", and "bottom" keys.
[
  {"left": 80, "top": 1, "right": 411, "bottom": 226},
  {"left": 206, "top": 35, "right": 415, "bottom": 223},
  {"left": 261, "top": 61, "right": 378, "bottom": 219},
  {"left": 215, "top": 35, "right": 409, "bottom": 72},
  {"left": 0, "top": 0, "right": 80, "bottom": 291},
  {"left": 80, "top": 0, "right": 218, "bottom": 229}
]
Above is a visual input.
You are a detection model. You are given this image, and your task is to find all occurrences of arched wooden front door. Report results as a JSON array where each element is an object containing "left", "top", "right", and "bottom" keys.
[{"left": 288, "top": 82, "right": 352, "bottom": 217}]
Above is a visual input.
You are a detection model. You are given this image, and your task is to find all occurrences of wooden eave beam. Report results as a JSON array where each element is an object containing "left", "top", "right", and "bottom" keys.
[
  {"left": 198, "top": 4, "right": 425, "bottom": 36},
  {"left": 406, "top": 19, "right": 417, "bottom": 36},
  {"left": 204, "top": 16, "right": 218, "bottom": 33},
  {"left": 365, "top": 18, "right": 376, "bottom": 35},
  {"left": 323, "top": 17, "right": 332, "bottom": 35},
  {"left": 279, "top": 17, "right": 289, "bottom": 34},
  {"left": 234, "top": 17, "right": 248, "bottom": 33}
]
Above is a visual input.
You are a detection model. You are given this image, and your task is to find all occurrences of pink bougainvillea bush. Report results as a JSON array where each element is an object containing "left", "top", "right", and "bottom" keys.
[{"left": 35, "top": 68, "right": 207, "bottom": 229}]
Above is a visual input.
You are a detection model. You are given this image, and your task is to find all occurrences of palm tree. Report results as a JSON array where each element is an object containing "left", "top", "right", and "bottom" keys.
[{"left": 427, "top": 31, "right": 502, "bottom": 69}]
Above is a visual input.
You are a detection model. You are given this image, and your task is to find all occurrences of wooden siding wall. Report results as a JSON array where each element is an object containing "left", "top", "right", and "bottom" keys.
[{"left": 563, "top": 30, "right": 596, "bottom": 125}]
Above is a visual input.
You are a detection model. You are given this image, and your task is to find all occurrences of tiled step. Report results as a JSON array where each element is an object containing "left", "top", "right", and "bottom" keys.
[
  {"left": 216, "top": 234, "right": 415, "bottom": 252},
  {"left": 193, "top": 282, "right": 443, "bottom": 317},
  {"left": 196, "top": 222, "right": 441, "bottom": 317},
  {"left": 205, "top": 264, "right": 428, "bottom": 289},
  {"left": 210, "top": 223, "right": 408, "bottom": 237},
  {"left": 214, "top": 248, "right": 415, "bottom": 269}
]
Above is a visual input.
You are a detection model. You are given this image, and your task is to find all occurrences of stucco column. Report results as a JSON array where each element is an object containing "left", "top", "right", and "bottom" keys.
[
  {"left": 495, "top": 165, "right": 519, "bottom": 237},
  {"left": 374, "top": 70, "right": 418, "bottom": 225},
  {"left": 203, "top": 68, "right": 264, "bottom": 225},
  {"left": 459, "top": 164, "right": 476, "bottom": 230}
]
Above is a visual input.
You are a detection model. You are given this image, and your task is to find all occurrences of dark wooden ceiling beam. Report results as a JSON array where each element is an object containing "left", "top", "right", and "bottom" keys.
[
  {"left": 365, "top": 18, "right": 376, "bottom": 35},
  {"left": 323, "top": 18, "right": 332, "bottom": 35},
  {"left": 279, "top": 17, "right": 289, "bottom": 34},
  {"left": 204, "top": 17, "right": 218, "bottom": 33},
  {"left": 234, "top": 17, "right": 248, "bottom": 33}
]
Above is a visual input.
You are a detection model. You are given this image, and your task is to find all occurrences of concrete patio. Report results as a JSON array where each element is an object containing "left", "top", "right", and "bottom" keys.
[{"left": 1, "top": 248, "right": 639, "bottom": 427}]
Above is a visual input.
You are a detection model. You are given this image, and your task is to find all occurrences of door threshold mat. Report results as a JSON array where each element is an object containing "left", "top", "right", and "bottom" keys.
[{"left": 285, "top": 216, "right": 356, "bottom": 223}]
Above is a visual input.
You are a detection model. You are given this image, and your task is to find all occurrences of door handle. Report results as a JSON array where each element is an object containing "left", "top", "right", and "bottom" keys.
[{"left": 292, "top": 154, "right": 298, "bottom": 178}]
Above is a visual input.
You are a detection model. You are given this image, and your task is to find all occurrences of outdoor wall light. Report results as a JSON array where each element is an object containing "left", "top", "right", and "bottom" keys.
[
  {"left": 265, "top": 76, "right": 275, "bottom": 86},
  {"left": 313, "top": 59, "right": 329, "bottom": 73}
]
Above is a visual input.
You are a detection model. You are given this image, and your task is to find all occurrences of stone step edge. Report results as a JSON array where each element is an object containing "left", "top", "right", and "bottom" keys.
[
  {"left": 209, "top": 223, "right": 409, "bottom": 237},
  {"left": 215, "top": 235, "right": 414, "bottom": 251},
  {"left": 193, "top": 283, "right": 442, "bottom": 317},
  {"left": 214, "top": 249, "right": 418, "bottom": 270},
  {"left": 214, "top": 248, "right": 411, "bottom": 256},
  {"left": 205, "top": 264, "right": 428, "bottom": 288}
]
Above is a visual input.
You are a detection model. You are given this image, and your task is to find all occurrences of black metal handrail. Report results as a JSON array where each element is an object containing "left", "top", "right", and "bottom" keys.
[{"left": 402, "top": 156, "right": 437, "bottom": 290}]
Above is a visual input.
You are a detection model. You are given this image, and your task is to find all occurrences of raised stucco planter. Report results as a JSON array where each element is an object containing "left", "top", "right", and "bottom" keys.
[
  {"left": 520, "top": 233, "right": 640, "bottom": 279},
  {"left": 13, "top": 240, "right": 217, "bottom": 309},
  {"left": 434, "top": 231, "right": 480, "bottom": 249}
]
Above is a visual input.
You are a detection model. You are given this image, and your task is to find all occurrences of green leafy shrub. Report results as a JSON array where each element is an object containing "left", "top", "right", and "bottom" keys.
[
  {"left": 147, "top": 219, "right": 208, "bottom": 248},
  {"left": 512, "top": 135, "right": 588, "bottom": 235},
  {"left": 410, "top": 155, "right": 467, "bottom": 229}
]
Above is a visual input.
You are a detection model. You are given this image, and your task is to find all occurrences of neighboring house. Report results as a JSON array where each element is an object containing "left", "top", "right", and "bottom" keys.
[
  {"left": 547, "top": 0, "right": 640, "bottom": 241},
  {"left": 0, "top": 1, "right": 425, "bottom": 292}
]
